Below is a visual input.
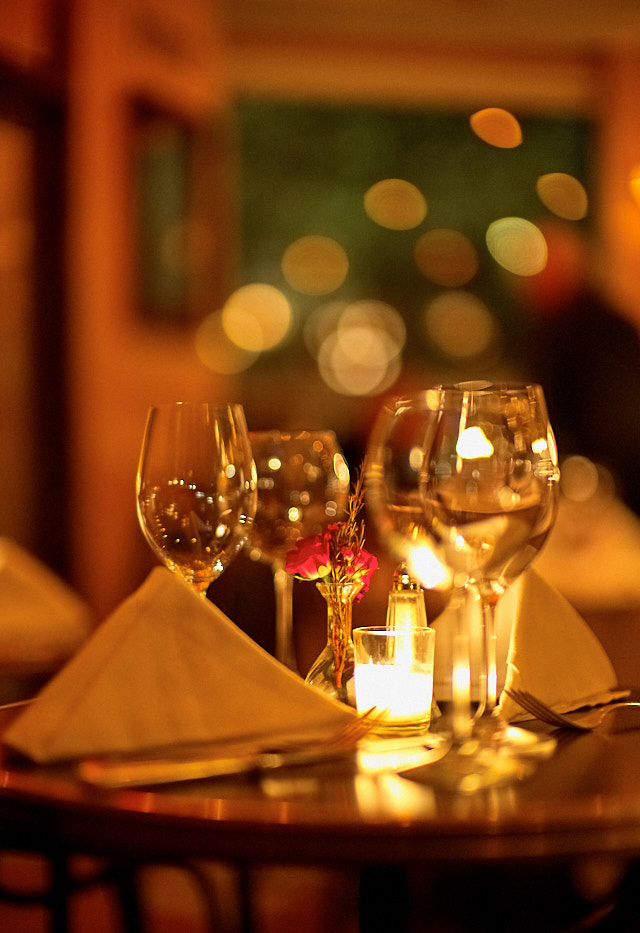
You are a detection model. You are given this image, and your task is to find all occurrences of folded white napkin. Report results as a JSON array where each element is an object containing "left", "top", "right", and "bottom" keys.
[
  {"left": 4, "top": 567, "right": 355, "bottom": 763},
  {"left": 0, "top": 539, "right": 94, "bottom": 699},
  {"left": 432, "top": 568, "right": 625, "bottom": 721}
]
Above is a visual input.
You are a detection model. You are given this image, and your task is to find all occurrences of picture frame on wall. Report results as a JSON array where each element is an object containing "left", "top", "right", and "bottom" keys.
[{"left": 131, "top": 98, "right": 231, "bottom": 324}]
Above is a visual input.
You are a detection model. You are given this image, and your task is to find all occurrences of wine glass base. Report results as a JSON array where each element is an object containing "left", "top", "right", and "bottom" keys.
[{"left": 404, "top": 724, "right": 557, "bottom": 794}]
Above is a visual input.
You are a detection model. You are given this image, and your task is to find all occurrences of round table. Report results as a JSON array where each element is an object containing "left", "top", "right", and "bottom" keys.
[{"left": 2, "top": 706, "right": 640, "bottom": 932}]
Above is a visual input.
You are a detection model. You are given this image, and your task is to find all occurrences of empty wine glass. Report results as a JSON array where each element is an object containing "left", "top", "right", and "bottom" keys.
[
  {"left": 247, "top": 430, "right": 350, "bottom": 671},
  {"left": 136, "top": 402, "right": 257, "bottom": 596}
]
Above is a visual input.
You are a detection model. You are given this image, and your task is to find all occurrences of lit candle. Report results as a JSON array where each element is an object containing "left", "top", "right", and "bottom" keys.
[
  {"left": 355, "top": 664, "right": 433, "bottom": 725},
  {"left": 353, "top": 626, "right": 435, "bottom": 733}
]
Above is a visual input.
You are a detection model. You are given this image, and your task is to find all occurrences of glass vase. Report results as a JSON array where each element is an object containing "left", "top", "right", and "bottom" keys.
[{"left": 304, "top": 579, "right": 363, "bottom": 707}]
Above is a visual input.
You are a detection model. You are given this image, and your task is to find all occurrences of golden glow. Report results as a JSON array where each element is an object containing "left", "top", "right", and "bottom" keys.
[
  {"left": 336, "top": 300, "right": 406, "bottom": 355},
  {"left": 536, "top": 173, "right": 588, "bottom": 221},
  {"left": 306, "top": 299, "right": 405, "bottom": 396},
  {"left": 424, "top": 291, "right": 497, "bottom": 360},
  {"left": 531, "top": 437, "right": 549, "bottom": 455},
  {"left": 560, "top": 455, "right": 600, "bottom": 503},
  {"left": 267, "top": 456, "right": 282, "bottom": 471},
  {"left": 222, "top": 284, "right": 292, "bottom": 352},
  {"left": 408, "top": 445, "right": 423, "bottom": 472},
  {"left": 281, "top": 235, "right": 349, "bottom": 295},
  {"left": 456, "top": 426, "right": 494, "bottom": 459},
  {"left": 486, "top": 217, "right": 548, "bottom": 276},
  {"left": 303, "top": 301, "right": 346, "bottom": 357},
  {"left": 333, "top": 452, "right": 350, "bottom": 484},
  {"left": 414, "top": 228, "right": 479, "bottom": 287},
  {"left": 630, "top": 165, "right": 640, "bottom": 207},
  {"left": 364, "top": 178, "right": 427, "bottom": 230},
  {"left": 407, "top": 546, "right": 451, "bottom": 589},
  {"left": 317, "top": 328, "right": 402, "bottom": 396},
  {"left": 194, "top": 311, "right": 258, "bottom": 374},
  {"left": 470, "top": 108, "right": 522, "bottom": 149}
]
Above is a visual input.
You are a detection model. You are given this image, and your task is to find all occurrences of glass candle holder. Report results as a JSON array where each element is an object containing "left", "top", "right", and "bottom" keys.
[{"left": 353, "top": 626, "right": 435, "bottom": 735}]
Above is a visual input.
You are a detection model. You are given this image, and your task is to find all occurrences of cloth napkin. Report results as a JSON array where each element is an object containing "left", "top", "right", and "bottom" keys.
[
  {"left": 0, "top": 538, "right": 94, "bottom": 701},
  {"left": 432, "top": 568, "right": 626, "bottom": 722},
  {"left": 3, "top": 567, "right": 356, "bottom": 764}
]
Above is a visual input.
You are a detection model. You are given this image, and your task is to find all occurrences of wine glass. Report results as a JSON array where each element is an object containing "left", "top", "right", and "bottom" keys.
[
  {"left": 247, "top": 430, "right": 350, "bottom": 671},
  {"left": 136, "top": 402, "right": 257, "bottom": 596},
  {"left": 367, "top": 383, "right": 559, "bottom": 760}
]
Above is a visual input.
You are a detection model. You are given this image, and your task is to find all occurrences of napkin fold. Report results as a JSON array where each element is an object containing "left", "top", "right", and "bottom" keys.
[
  {"left": 498, "top": 570, "right": 627, "bottom": 721},
  {"left": 3, "top": 567, "right": 355, "bottom": 763},
  {"left": 432, "top": 568, "right": 625, "bottom": 722},
  {"left": 0, "top": 539, "right": 94, "bottom": 701}
]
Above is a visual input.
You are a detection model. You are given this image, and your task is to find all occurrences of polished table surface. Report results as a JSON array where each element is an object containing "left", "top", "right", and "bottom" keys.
[{"left": 2, "top": 704, "right": 640, "bottom": 870}]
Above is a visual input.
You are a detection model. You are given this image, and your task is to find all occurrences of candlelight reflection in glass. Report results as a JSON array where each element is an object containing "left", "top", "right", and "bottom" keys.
[{"left": 354, "top": 626, "right": 435, "bottom": 735}]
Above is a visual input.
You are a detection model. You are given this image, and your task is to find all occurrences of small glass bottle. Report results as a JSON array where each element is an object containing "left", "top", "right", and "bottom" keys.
[{"left": 385, "top": 563, "right": 428, "bottom": 631}]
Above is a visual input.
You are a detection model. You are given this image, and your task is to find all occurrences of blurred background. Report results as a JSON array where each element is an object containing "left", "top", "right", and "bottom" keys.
[{"left": 2, "top": 0, "right": 640, "bottom": 667}]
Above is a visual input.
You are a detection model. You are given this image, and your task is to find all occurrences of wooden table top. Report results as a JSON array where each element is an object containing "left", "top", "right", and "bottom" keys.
[{"left": 2, "top": 705, "right": 640, "bottom": 870}]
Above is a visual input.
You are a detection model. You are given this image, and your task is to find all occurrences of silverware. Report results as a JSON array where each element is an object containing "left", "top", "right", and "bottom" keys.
[
  {"left": 0, "top": 698, "right": 34, "bottom": 711},
  {"left": 78, "top": 710, "right": 383, "bottom": 789},
  {"left": 504, "top": 687, "right": 640, "bottom": 731}
]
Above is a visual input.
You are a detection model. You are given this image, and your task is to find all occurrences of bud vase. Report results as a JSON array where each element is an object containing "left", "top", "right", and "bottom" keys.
[{"left": 304, "top": 579, "right": 363, "bottom": 707}]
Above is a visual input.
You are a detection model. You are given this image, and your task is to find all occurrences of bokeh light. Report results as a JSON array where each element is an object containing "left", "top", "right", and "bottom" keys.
[
  {"left": 486, "top": 217, "right": 548, "bottom": 276},
  {"left": 303, "top": 301, "right": 347, "bottom": 357},
  {"left": 195, "top": 311, "right": 259, "bottom": 374},
  {"left": 281, "top": 234, "right": 349, "bottom": 295},
  {"left": 336, "top": 299, "right": 406, "bottom": 354},
  {"left": 318, "top": 328, "right": 402, "bottom": 396},
  {"left": 470, "top": 108, "right": 522, "bottom": 148},
  {"left": 536, "top": 173, "right": 588, "bottom": 220},
  {"left": 629, "top": 164, "right": 640, "bottom": 208},
  {"left": 311, "top": 299, "right": 405, "bottom": 396},
  {"left": 424, "top": 290, "right": 499, "bottom": 360},
  {"left": 221, "top": 283, "right": 292, "bottom": 352},
  {"left": 414, "top": 228, "right": 479, "bottom": 287},
  {"left": 363, "top": 178, "right": 427, "bottom": 230}
]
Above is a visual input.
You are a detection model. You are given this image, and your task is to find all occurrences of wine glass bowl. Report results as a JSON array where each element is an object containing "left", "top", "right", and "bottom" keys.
[
  {"left": 136, "top": 402, "right": 257, "bottom": 596},
  {"left": 247, "top": 430, "right": 349, "bottom": 566},
  {"left": 247, "top": 430, "right": 350, "bottom": 669},
  {"left": 421, "top": 383, "right": 559, "bottom": 595}
]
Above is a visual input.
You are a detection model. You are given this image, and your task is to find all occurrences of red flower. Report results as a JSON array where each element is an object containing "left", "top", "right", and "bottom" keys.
[
  {"left": 285, "top": 533, "right": 331, "bottom": 579},
  {"left": 284, "top": 460, "right": 378, "bottom": 601}
]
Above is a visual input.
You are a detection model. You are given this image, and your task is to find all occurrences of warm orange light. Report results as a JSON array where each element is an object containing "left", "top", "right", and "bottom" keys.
[
  {"left": 486, "top": 217, "right": 548, "bottom": 276},
  {"left": 630, "top": 165, "right": 640, "bottom": 207},
  {"left": 221, "top": 283, "right": 292, "bottom": 352},
  {"left": 536, "top": 173, "right": 588, "bottom": 221},
  {"left": 470, "top": 108, "right": 522, "bottom": 149},
  {"left": 281, "top": 235, "right": 349, "bottom": 295},
  {"left": 364, "top": 178, "right": 427, "bottom": 230}
]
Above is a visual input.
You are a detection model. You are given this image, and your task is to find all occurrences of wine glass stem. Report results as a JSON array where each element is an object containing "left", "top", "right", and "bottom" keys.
[
  {"left": 451, "top": 587, "right": 473, "bottom": 744},
  {"left": 273, "top": 561, "right": 298, "bottom": 672},
  {"left": 477, "top": 594, "right": 499, "bottom": 720}
]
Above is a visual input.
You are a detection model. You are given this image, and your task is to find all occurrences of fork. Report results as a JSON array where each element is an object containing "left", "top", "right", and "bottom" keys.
[
  {"left": 504, "top": 687, "right": 640, "bottom": 731},
  {"left": 79, "top": 708, "right": 383, "bottom": 789}
]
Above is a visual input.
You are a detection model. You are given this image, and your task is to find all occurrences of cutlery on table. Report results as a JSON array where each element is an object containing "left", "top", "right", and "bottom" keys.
[
  {"left": 79, "top": 709, "right": 386, "bottom": 789},
  {"left": 504, "top": 688, "right": 640, "bottom": 731}
]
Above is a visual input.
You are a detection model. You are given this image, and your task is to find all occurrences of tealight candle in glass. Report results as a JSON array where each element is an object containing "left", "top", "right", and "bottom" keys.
[{"left": 353, "top": 626, "right": 435, "bottom": 735}]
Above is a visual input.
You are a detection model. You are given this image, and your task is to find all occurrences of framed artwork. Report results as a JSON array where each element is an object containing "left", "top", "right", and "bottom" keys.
[{"left": 131, "top": 99, "right": 230, "bottom": 324}]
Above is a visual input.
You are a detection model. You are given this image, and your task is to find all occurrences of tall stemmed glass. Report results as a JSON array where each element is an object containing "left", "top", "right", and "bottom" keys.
[
  {"left": 136, "top": 402, "right": 257, "bottom": 596},
  {"left": 367, "top": 383, "right": 559, "bottom": 760},
  {"left": 421, "top": 382, "right": 559, "bottom": 741},
  {"left": 247, "top": 430, "right": 350, "bottom": 671}
]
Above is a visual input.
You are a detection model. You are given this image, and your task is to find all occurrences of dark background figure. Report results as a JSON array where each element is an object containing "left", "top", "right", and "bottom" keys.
[{"left": 516, "top": 222, "right": 640, "bottom": 517}]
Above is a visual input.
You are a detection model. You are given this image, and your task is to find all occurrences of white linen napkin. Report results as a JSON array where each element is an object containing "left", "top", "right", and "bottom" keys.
[
  {"left": 0, "top": 538, "right": 94, "bottom": 699},
  {"left": 432, "top": 568, "right": 626, "bottom": 721},
  {"left": 3, "top": 567, "right": 356, "bottom": 763}
]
